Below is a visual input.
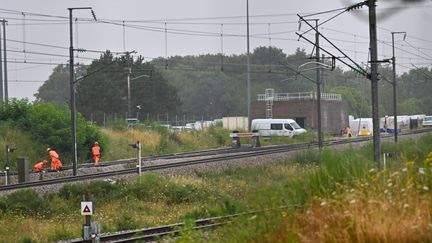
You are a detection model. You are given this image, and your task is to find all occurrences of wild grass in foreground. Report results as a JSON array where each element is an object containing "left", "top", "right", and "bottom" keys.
[{"left": 178, "top": 134, "right": 432, "bottom": 242}]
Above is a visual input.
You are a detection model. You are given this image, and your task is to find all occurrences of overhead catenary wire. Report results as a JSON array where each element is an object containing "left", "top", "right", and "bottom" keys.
[{"left": 0, "top": 6, "right": 430, "bottom": 90}]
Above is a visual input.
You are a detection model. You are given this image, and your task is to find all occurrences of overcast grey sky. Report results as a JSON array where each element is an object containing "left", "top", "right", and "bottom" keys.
[{"left": 1, "top": 0, "right": 431, "bottom": 100}]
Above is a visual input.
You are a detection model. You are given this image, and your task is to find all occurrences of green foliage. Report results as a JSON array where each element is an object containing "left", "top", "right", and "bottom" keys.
[
  {"left": 0, "top": 121, "right": 46, "bottom": 169},
  {"left": 34, "top": 64, "right": 86, "bottom": 105},
  {"left": 115, "top": 212, "right": 139, "bottom": 231},
  {"left": 0, "top": 190, "right": 44, "bottom": 215},
  {"left": 58, "top": 180, "right": 119, "bottom": 203},
  {"left": 203, "top": 126, "right": 230, "bottom": 147},
  {"left": 328, "top": 86, "right": 371, "bottom": 117},
  {"left": 124, "top": 173, "right": 209, "bottom": 204},
  {"left": 0, "top": 99, "right": 106, "bottom": 162},
  {"left": 399, "top": 98, "right": 424, "bottom": 115},
  {"left": 0, "top": 98, "right": 32, "bottom": 122},
  {"left": 153, "top": 47, "right": 315, "bottom": 117},
  {"left": 19, "top": 237, "right": 35, "bottom": 243},
  {"left": 74, "top": 52, "right": 180, "bottom": 123},
  {"left": 48, "top": 225, "right": 76, "bottom": 242},
  {"left": 292, "top": 149, "right": 322, "bottom": 165},
  {"left": 105, "top": 118, "right": 128, "bottom": 131}
]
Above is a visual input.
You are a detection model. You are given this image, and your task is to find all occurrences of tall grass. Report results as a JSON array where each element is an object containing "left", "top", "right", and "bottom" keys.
[
  {"left": 185, "top": 134, "right": 432, "bottom": 242},
  {"left": 0, "top": 122, "right": 46, "bottom": 169},
  {"left": 102, "top": 126, "right": 231, "bottom": 160}
]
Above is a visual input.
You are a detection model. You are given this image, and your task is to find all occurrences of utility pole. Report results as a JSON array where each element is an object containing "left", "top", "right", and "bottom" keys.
[
  {"left": 246, "top": 0, "right": 251, "bottom": 131},
  {"left": 391, "top": 31, "right": 406, "bottom": 144},
  {"left": 126, "top": 65, "right": 132, "bottom": 118},
  {"left": 2, "top": 19, "right": 7, "bottom": 104},
  {"left": 68, "top": 7, "right": 95, "bottom": 176},
  {"left": 368, "top": 0, "right": 381, "bottom": 168},
  {"left": 315, "top": 19, "right": 323, "bottom": 150},
  {"left": 0, "top": 21, "right": 3, "bottom": 104},
  {"left": 69, "top": 8, "right": 78, "bottom": 176}
]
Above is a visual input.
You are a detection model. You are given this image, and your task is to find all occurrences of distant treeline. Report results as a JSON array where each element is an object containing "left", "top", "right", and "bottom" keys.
[{"left": 34, "top": 47, "right": 432, "bottom": 120}]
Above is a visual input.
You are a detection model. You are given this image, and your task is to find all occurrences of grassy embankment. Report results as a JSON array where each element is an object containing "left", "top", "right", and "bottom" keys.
[{"left": 0, "top": 132, "right": 431, "bottom": 242}]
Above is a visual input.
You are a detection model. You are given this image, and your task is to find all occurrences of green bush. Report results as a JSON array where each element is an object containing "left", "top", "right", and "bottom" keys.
[
  {"left": 123, "top": 173, "right": 209, "bottom": 204},
  {"left": 2, "top": 190, "right": 44, "bottom": 215},
  {"left": 115, "top": 212, "right": 139, "bottom": 231},
  {"left": 19, "top": 236, "right": 35, "bottom": 243},
  {"left": 58, "top": 180, "right": 119, "bottom": 203},
  {"left": 204, "top": 126, "right": 230, "bottom": 146},
  {"left": 0, "top": 100, "right": 106, "bottom": 162}
]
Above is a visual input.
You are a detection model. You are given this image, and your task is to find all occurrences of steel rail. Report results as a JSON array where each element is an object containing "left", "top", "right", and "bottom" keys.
[
  {"left": 0, "top": 146, "right": 254, "bottom": 176},
  {"left": 70, "top": 209, "right": 268, "bottom": 242},
  {"left": 0, "top": 143, "right": 315, "bottom": 191}
]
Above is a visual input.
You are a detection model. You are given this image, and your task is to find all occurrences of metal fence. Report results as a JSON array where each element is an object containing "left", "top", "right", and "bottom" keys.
[
  {"left": 86, "top": 112, "right": 220, "bottom": 127},
  {"left": 257, "top": 92, "right": 342, "bottom": 101}
]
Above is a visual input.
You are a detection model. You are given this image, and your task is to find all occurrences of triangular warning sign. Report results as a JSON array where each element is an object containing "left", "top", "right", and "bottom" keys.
[{"left": 83, "top": 205, "right": 91, "bottom": 213}]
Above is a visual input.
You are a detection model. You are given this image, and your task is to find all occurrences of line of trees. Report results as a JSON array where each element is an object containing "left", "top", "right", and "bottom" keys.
[{"left": 34, "top": 48, "right": 432, "bottom": 122}]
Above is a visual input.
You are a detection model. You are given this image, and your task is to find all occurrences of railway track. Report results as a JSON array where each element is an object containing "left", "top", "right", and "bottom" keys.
[
  {"left": 0, "top": 128, "right": 430, "bottom": 192},
  {"left": 0, "top": 146, "right": 249, "bottom": 177},
  {"left": 70, "top": 214, "right": 235, "bottom": 242},
  {"left": 69, "top": 208, "right": 283, "bottom": 243}
]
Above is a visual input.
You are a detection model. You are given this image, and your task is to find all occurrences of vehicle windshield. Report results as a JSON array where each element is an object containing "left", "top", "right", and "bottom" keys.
[
  {"left": 284, "top": 123, "right": 293, "bottom": 130},
  {"left": 290, "top": 122, "right": 301, "bottom": 129},
  {"left": 425, "top": 117, "right": 432, "bottom": 121}
]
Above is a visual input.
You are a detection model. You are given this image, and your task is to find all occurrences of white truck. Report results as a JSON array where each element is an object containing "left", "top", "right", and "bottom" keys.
[{"left": 251, "top": 119, "right": 306, "bottom": 137}]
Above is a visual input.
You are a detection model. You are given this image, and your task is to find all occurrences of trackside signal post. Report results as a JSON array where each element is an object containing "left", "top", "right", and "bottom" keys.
[
  {"left": 81, "top": 193, "right": 100, "bottom": 242},
  {"left": 129, "top": 141, "right": 142, "bottom": 175},
  {"left": 4, "top": 145, "right": 16, "bottom": 185}
]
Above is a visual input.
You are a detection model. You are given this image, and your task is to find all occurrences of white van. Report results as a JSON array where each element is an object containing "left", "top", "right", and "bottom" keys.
[
  {"left": 251, "top": 119, "right": 306, "bottom": 137},
  {"left": 423, "top": 116, "right": 432, "bottom": 127}
]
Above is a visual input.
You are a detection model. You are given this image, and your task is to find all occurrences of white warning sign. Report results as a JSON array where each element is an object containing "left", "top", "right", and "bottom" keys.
[{"left": 81, "top": 201, "right": 93, "bottom": 216}]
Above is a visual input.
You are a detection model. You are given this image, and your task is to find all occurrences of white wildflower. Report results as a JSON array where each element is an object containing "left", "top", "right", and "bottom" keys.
[
  {"left": 423, "top": 186, "right": 429, "bottom": 191},
  {"left": 320, "top": 201, "right": 327, "bottom": 207},
  {"left": 391, "top": 172, "right": 400, "bottom": 177},
  {"left": 419, "top": 168, "right": 425, "bottom": 175}
]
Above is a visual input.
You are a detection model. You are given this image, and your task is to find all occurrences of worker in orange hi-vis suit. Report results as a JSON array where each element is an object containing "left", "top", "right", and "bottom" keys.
[
  {"left": 34, "top": 160, "right": 48, "bottom": 173},
  {"left": 47, "top": 148, "right": 63, "bottom": 171},
  {"left": 92, "top": 141, "right": 101, "bottom": 166}
]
